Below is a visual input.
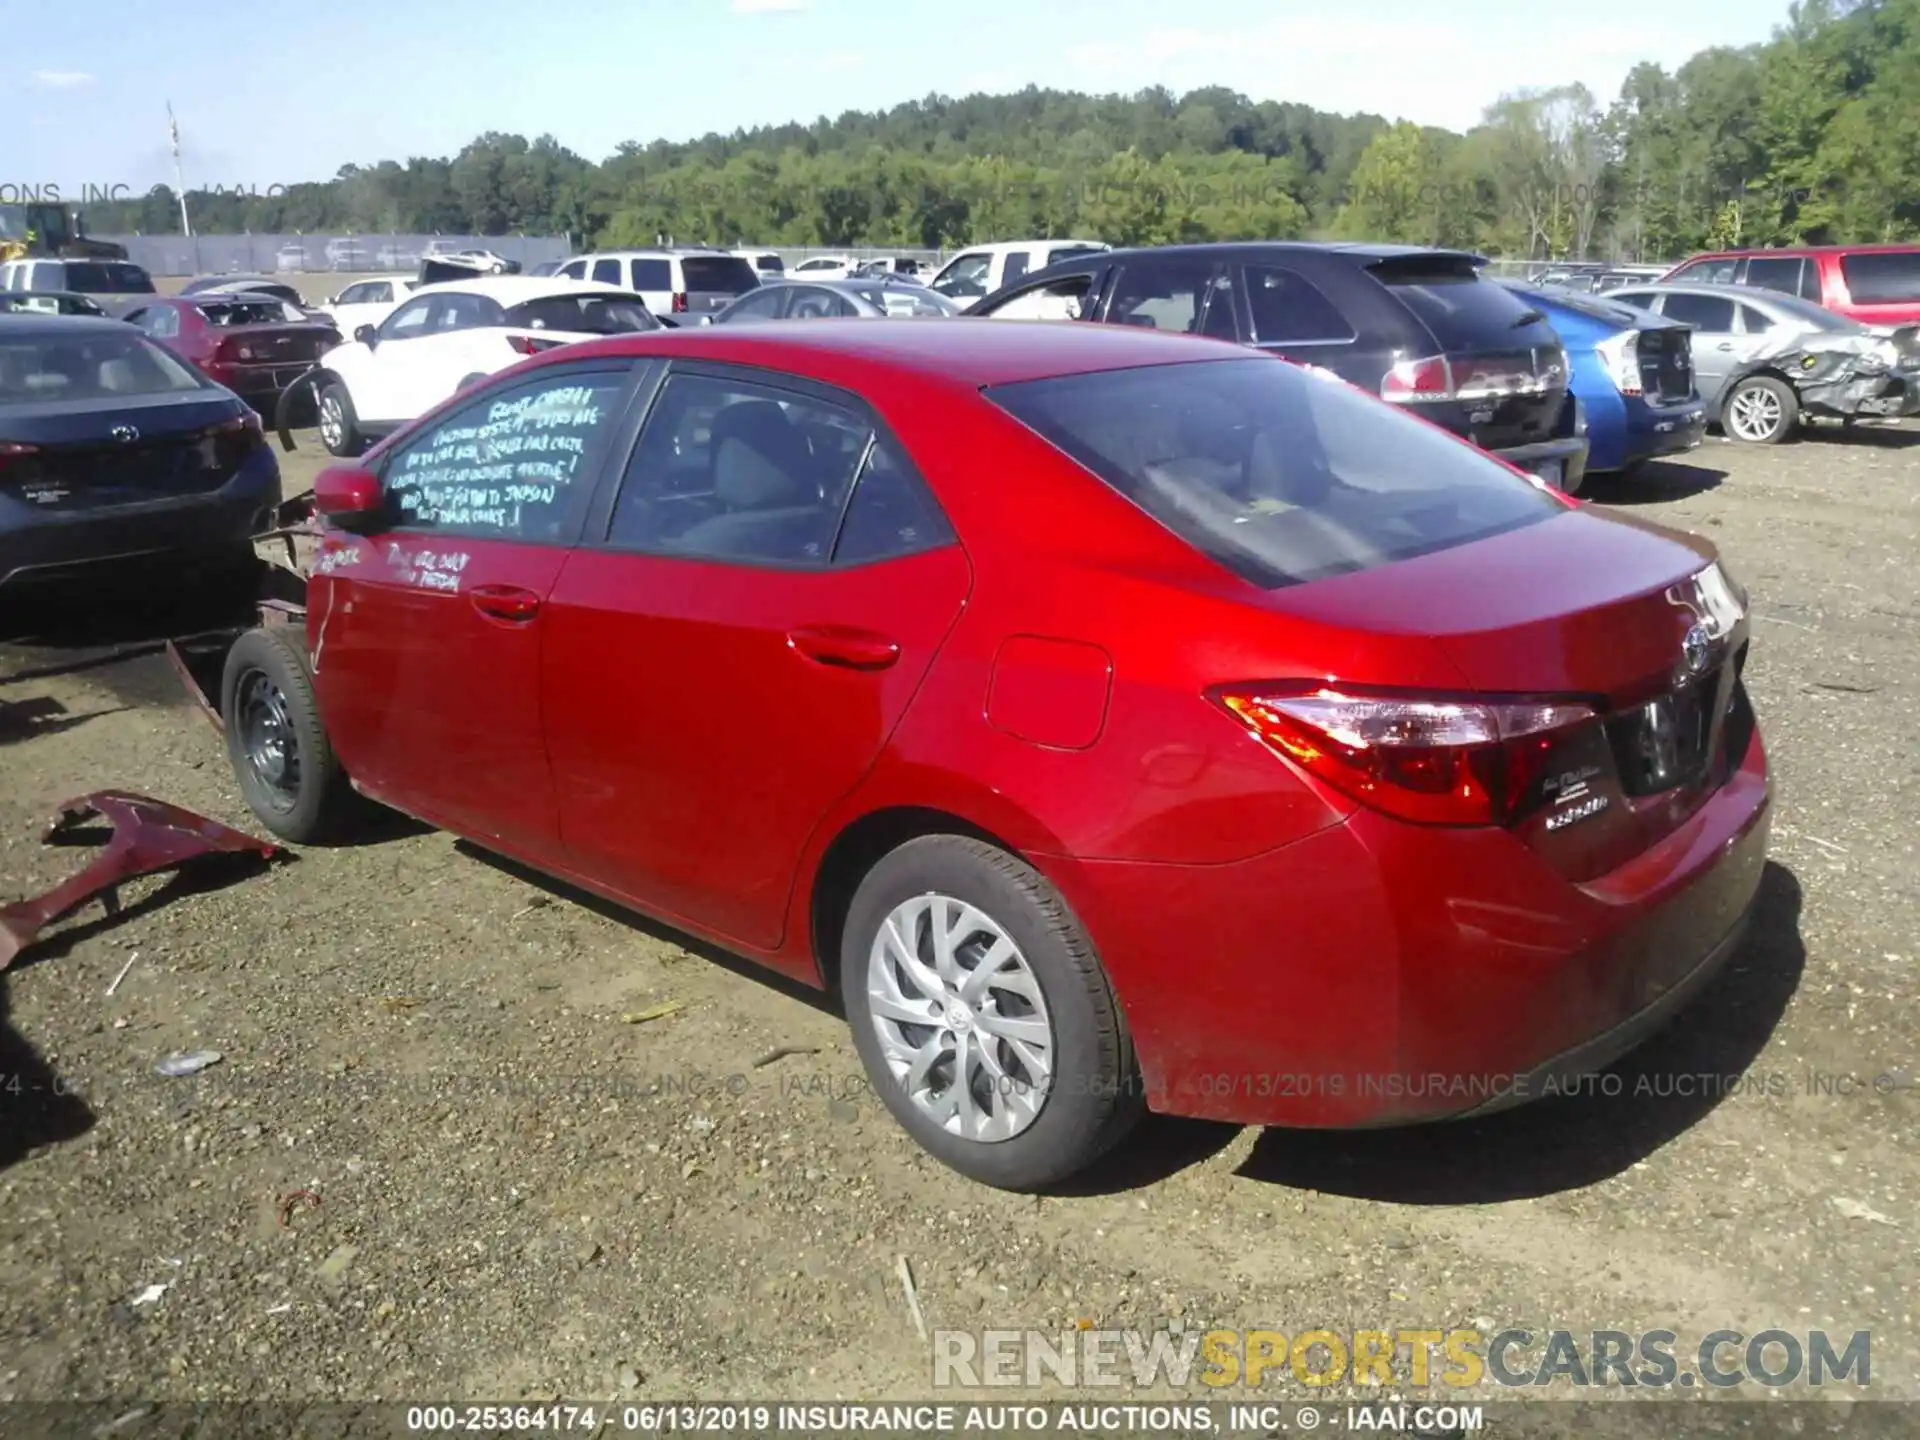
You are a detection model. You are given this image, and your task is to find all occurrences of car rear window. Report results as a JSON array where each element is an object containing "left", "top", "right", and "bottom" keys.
[
  {"left": 63, "top": 262, "right": 155, "bottom": 294},
  {"left": 198, "top": 300, "right": 301, "bottom": 326},
  {"left": 1367, "top": 254, "right": 1555, "bottom": 351},
  {"left": 1839, "top": 251, "right": 1920, "bottom": 305},
  {"left": 680, "top": 256, "right": 760, "bottom": 294},
  {"left": 0, "top": 331, "right": 205, "bottom": 402},
  {"left": 987, "top": 357, "right": 1563, "bottom": 588},
  {"left": 505, "top": 293, "right": 661, "bottom": 333}
]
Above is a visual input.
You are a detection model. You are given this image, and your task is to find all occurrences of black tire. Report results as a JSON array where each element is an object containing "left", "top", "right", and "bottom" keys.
[
  {"left": 316, "top": 378, "right": 365, "bottom": 457},
  {"left": 1721, "top": 375, "right": 1798, "bottom": 445},
  {"left": 841, "top": 835, "right": 1144, "bottom": 1190},
  {"left": 220, "top": 627, "right": 357, "bottom": 844}
]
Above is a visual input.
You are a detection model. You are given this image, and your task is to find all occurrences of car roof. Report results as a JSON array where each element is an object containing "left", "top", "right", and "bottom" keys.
[
  {"left": 0, "top": 290, "right": 96, "bottom": 302},
  {"left": 0, "top": 313, "right": 137, "bottom": 337},
  {"left": 576, "top": 247, "right": 732, "bottom": 259},
  {"left": 569, "top": 315, "right": 1253, "bottom": 386},
  {"left": 1681, "top": 243, "right": 1920, "bottom": 258},
  {"left": 406, "top": 276, "right": 633, "bottom": 301}
]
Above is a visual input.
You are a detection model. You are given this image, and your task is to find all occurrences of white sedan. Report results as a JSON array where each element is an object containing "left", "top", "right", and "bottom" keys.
[
  {"left": 310, "top": 277, "right": 660, "bottom": 456},
  {"left": 317, "top": 274, "right": 425, "bottom": 337}
]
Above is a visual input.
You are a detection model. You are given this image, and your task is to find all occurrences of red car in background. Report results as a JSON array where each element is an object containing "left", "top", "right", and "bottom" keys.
[
  {"left": 1660, "top": 243, "right": 1920, "bottom": 328},
  {"left": 212, "top": 320, "right": 1771, "bottom": 1190},
  {"left": 121, "top": 294, "right": 340, "bottom": 412}
]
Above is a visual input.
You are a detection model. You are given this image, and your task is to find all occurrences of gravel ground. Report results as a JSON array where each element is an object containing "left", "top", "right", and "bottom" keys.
[{"left": 1, "top": 424, "right": 1916, "bottom": 1426}]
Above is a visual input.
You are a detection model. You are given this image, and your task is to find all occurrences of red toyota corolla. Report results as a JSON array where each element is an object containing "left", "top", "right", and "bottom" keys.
[{"left": 218, "top": 320, "right": 1771, "bottom": 1190}]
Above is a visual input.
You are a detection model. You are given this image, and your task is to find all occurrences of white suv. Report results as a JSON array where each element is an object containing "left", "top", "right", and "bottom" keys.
[
  {"left": 555, "top": 249, "right": 761, "bottom": 318},
  {"left": 308, "top": 277, "right": 659, "bottom": 455},
  {"left": 927, "top": 239, "right": 1110, "bottom": 304}
]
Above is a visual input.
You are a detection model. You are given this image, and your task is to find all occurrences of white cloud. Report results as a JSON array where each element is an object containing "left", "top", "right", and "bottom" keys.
[
  {"left": 731, "top": 0, "right": 809, "bottom": 13},
  {"left": 33, "top": 69, "right": 96, "bottom": 88}
]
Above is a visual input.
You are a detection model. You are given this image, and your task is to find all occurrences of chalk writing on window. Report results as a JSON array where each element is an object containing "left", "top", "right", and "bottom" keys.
[{"left": 386, "top": 380, "right": 619, "bottom": 537}]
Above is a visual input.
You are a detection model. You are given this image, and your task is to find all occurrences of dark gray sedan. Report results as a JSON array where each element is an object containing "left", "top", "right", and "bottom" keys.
[
  {"left": 0, "top": 315, "right": 282, "bottom": 590},
  {"left": 706, "top": 276, "right": 962, "bottom": 324}
]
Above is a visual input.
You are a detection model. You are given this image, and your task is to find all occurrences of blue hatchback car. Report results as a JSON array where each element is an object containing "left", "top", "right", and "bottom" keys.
[{"left": 1503, "top": 282, "right": 1707, "bottom": 484}]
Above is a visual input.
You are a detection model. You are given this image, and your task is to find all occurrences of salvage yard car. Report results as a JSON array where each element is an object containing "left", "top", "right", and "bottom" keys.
[
  {"left": 1607, "top": 282, "right": 1920, "bottom": 443},
  {"left": 1500, "top": 281, "right": 1705, "bottom": 482},
  {"left": 1659, "top": 242, "right": 1920, "bottom": 328},
  {"left": 707, "top": 276, "right": 962, "bottom": 323},
  {"left": 971, "top": 242, "right": 1590, "bottom": 491},
  {"left": 0, "top": 314, "right": 281, "bottom": 589},
  {"left": 205, "top": 320, "right": 1769, "bottom": 1191},
  {"left": 556, "top": 248, "right": 761, "bottom": 318},
  {"left": 295, "top": 276, "right": 663, "bottom": 456},
  {"left": 124, "top": 294, "right": 341, "bottom": 415}
]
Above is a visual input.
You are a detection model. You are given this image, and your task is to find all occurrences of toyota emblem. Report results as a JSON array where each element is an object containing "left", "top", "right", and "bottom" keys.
[
  {"left": 1681, "top": 622, "right": 1711, "bottom": 676},
  {"left": 110, "top": 424, "right": 139, "bottom": 444}
]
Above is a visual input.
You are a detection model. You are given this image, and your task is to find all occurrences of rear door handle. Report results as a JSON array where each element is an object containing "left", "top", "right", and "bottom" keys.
[
  {"left": 787, "top": 624, "right": 900, "bottom": 670},
  {"left": 470, "top": 585, "right": 541, "bottom": 624}
]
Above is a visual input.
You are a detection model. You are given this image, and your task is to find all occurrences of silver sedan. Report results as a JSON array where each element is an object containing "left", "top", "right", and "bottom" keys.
[{"left": 706, "top": 277, "right": 962, "bottom": 325}]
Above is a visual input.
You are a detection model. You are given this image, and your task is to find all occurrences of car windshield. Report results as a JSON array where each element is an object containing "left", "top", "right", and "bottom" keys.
[
  {"left": 62, "top": 262, "right": 155, "bottom": 294},
  {"left": 987, "top": 357, "right": 1564, "bottom": 588},
  {"left": 0, "top": 331, "right": 206, "bottom": 402},
  {"left": 853, "top": 287, "right": 959, "bottom": 316},
  {"left": 504, "top": 293, "right": 661, "bottom": 333},
  {"left": 198, "top": 299, "right": 305, "bottom": 326}
]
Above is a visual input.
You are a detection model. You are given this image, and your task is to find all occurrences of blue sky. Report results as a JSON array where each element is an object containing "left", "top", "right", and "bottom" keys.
[{"left": 14, "top": 0, "right": 1791, "bottom": 194}]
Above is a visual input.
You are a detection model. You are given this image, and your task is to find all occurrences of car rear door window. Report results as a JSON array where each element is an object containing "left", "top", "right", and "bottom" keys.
[
  {"left": 1741, "top": 256, "right": 1804, "bottom": 296},
  {"left": 631, "top": 259, "right": 672, "bottom": 292},
  {"left": 607, "top": 373, "right": 875, "bottom": 566},
  {"left": 987, "top": 356, "right": 1562, "bottom": 588},
  {"left": 1736, "top": 303, "right": 1775, "bottom": 334},
  {"left": 1660, "top": 293, "right": 1737, "bottom": 333},
  {"left": 380, "top": 368, "right": 633, "bottom": 544},
  {"left": 1244, "top": 265, "right": 1355, "bottom": 344},
  {"left": 832, "top": 437, "right": 955, "bottom": 565},
  {"left": 1839, "top": 251, "right": 1920, "bottom": 304}
]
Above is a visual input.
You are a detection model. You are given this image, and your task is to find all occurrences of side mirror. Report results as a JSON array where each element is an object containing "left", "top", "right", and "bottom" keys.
[
  {"left": 354, "top": 324, "right": 378, "bottom": 347},
  {"left": 312, "top": 464, "right": 385, "bottom": 532}
]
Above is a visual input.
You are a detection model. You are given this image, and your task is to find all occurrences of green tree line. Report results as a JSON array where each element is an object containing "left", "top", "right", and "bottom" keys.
[{"left": 88, "top": 0, "right": 1920, "bottom": 260}]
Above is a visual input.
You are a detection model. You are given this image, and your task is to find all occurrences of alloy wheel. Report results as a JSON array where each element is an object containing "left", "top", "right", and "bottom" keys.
[
  {"left": 864, "top": 892, "right": 1055, "bottom": 1143},
  {"left": 1727, "top": 384, "right": 1785, "bottom": 442},
  {"left": 318, "top": 393, "right": 345, "bottom": 451}
]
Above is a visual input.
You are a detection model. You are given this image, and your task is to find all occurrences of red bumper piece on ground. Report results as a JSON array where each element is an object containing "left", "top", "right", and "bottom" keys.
[{"left": 0, "top": 791, "right": 280, "bottom": 971}]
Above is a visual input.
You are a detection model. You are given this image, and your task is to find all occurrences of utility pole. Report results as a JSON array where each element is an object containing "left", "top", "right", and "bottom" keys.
[{"left": 167, "top": 101, "right": 193, "bottom": 237}]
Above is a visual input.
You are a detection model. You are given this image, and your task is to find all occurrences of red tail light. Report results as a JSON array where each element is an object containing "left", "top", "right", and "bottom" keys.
[
  {"left": 1212, "top": 684, "right": 1595, "bottom": 827},
  {"left": 506, "top": 334, "right": 566, "bottom": 356},
  {"left": 1381, "top": 355, "right": 1453, "bottom": 401},
  {"left": 671, "top": 292, "right": 688, "bottom": 313},
  {"left": 0, "top": 440, "right": 38, "bottom": 472}
]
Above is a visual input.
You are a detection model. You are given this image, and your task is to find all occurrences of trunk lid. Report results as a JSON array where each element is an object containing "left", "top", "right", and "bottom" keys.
[
  {"left": 212, "top": 321, "right": 340, "bottom": 366},
  {"left": 1257, "top": 508, "right": 1753, "bottom": 876},
  {"left": 1, "top": 393, "right": 260, "bottom": 510}
]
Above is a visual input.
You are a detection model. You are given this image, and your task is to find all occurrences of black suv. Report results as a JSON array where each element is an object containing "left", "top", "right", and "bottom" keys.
[{"left": 968, "top": 243, "right": 1588, "bottom": 491}]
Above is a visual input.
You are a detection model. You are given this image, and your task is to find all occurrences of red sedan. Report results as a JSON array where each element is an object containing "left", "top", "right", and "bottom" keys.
[
  {"left": 216, "top": 320, "right": 1771, "bottom": 1189},
  {"left": 123, "top": 294, "right": 340, "bottom": 411}
]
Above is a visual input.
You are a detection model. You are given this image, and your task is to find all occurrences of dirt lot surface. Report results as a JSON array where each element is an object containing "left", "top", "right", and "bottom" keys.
[{"left": 2, "top": 425, "right": 1916, "bottom": 1427}]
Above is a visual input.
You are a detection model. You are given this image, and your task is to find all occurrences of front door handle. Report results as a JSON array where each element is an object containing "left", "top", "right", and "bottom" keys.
[
  {"left": 787, "top": 624, "right": 900, "bottom": 670},
  {"left": 470, "top": 585, "right": 541, "bottom": 624},
  {"left": 1716, "top": 342, "right": 1735, "bottom": 351}
]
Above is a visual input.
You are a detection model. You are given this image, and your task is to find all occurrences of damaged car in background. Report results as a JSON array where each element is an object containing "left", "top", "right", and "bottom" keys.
[{"left": 1608, "top": 282, "right": 1920, "bottom": 444}]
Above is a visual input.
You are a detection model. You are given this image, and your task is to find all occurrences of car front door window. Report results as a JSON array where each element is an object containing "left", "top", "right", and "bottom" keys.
[
  {"left": 379, "top": 295, "right": 434, "bottom": 341},
  {"left": 1103, "top": 259, "right": 1229, "bottom": 334},
  {"left": 980, "top": 276, "right": 1094, "bottom": 321},
  {"left": 313, "top": 364, "right": 638, "bottom": 853},
  {"left": 933, "top": 253, "right": 992, "bottom": 299}
]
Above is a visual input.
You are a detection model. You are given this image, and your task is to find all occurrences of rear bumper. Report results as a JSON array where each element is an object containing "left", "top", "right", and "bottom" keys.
[
  {"left": 0, "top": 449, "right": 280, "bottom": 589},
  {"left": 1601, "top": 395, "right": 1708, "bottom": 472},
  {"left": 1491, "top": 433, "right": 1589, "bottom": 493},
  {"left": 1041, "top": 722, "right": 1772, "bottom": 1128}
]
